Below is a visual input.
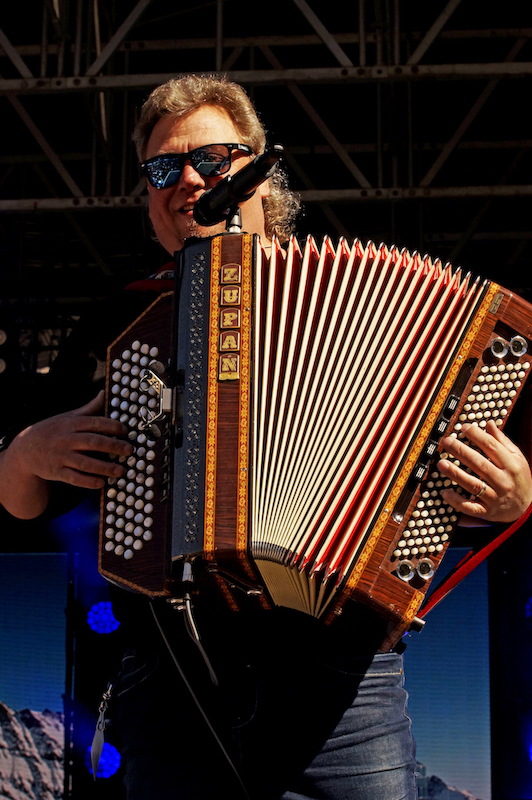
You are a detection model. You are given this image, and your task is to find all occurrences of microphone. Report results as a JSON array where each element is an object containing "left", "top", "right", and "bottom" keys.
[{"left": 193, "top": 144, "right": 284, "bottom": 226}]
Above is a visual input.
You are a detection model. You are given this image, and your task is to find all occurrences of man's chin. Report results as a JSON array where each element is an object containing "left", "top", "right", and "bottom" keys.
[
  {"left": 181, "top": 218, "right": 227, "bottom": 244},
  {"left": 167, "top": 217, "right": 230, "bottom": 253}
]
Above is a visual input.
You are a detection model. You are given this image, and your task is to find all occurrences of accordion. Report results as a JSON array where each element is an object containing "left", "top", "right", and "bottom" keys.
[{"left": 99, "top": 233, "right": 532, "bottom": 648}]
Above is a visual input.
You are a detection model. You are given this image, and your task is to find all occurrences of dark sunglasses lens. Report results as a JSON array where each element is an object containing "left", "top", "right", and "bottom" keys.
[
  {"left": 191, "top": 145, "right": 231, "bottom": 176},
  {"left": 145, "top": 154, "right": 183, "bottom": 189},
  {"left": 144, "top": 145, "right": 247, "bottom": 188}
]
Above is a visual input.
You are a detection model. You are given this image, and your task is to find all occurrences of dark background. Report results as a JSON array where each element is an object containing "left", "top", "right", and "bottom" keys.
[{"left": 1, "top": 2, "right": 532, "bottom": 797}]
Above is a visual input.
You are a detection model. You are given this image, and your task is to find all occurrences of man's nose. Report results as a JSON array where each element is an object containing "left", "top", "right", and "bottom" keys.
[{"left": 178, "top": 161, "right": 206, "bottom": 189}]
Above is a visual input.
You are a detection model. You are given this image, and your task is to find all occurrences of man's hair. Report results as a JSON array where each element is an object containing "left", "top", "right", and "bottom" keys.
[{"left": 133, "top": 74, "right": 300, "bottom": 242}]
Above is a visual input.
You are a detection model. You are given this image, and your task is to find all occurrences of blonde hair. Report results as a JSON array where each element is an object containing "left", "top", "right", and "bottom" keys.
[{"left": 133, "top": 74, "right": 300, "bottom": 242}]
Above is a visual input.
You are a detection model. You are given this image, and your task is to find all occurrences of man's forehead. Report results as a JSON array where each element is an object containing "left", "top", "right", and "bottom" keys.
[{"left": 146, "top": 106, "right": 239, "bottom": 156}]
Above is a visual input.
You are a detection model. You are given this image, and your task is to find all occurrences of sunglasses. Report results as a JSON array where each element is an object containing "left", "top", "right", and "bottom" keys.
[{"left": 140, "top": 143, "right": 254, "bottom": 189}]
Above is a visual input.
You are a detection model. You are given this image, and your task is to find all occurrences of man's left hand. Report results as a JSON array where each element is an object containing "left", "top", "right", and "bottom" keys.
[{"left": 437, "top": 420, "right": 532, "bottom": 523}]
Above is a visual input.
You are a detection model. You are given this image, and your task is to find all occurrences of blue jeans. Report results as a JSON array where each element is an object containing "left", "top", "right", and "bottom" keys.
[
  {"left": 281, "top": 652, "right": 417, "bottom": 800},
  {"left": 107, "top": 603, "right": 417, "bottom": 800}
]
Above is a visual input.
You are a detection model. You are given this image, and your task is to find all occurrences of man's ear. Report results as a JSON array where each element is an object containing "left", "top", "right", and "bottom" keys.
[{"left": 259, "top": 177, "right": 271, "bottom": 200}]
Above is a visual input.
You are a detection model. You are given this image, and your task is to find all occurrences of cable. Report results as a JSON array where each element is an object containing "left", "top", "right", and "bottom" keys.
[{"left": 149, "top": 601, "right": 251, "bottom": 800}]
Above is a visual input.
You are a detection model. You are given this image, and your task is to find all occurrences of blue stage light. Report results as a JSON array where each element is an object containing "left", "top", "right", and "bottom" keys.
[
  {"left": 85, "top": 742, "right": 121, "bottom": 778},
  {"left": 87, "top": 600, "right": 120, "bottom": 634}
]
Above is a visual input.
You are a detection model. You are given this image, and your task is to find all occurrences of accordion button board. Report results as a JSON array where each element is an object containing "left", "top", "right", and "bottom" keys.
[
  {"left": 99, "top": 292, "right": 174, "bottom": 595},
  {"left": 98, "top": 233, "right": 532, "bottom": 647}
]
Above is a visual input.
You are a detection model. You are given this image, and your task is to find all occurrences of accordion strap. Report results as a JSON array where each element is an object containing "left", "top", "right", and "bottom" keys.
[
  {"left": 421, "top": 390, "right": 532, "bottom": 619},
  {"left": 420, "top": 500, "right": 532, "bottom": 620}
]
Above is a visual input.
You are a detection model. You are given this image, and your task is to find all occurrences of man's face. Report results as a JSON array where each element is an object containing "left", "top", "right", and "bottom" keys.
[{"left": 144, "top": 105, "right": 269, "bottom": 254}]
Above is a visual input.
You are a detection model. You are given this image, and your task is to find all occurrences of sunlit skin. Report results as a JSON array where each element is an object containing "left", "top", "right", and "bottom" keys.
[
  {"left": 144, "top": 105, "right": 270, "bottom": 254},
  {"left": 0, "top": 106, "right": 530, "bottom": 527},
  {"left": 0, "top": 392, "right": 133, "bottom": 519},
  {"left": 438, "top": 421, "right": 532, "bottom": 524}
]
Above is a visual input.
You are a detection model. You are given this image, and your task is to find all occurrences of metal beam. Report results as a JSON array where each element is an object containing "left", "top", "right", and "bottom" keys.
[
  {"left": 299, "top": 185, "right": 532, "bottom": 202},
  {"left": 3, "top": 185, "right": 532, "bottom": 213},
  {"left": 1, "top": 138, "right": 529, "bottom": 166},
  {"left": 0, "top": 196, "right": 146, "bottom": 211},
  {"left": 420, "top": 38, "right": 528, "bottom": 187},
  {"left": 86, "top": 0, "right": 154, "bottom": 76},
  {"left": 31, "top": 162, "right": 112, "bottom": 276},
  {"left": 3, "top": 30, "right": 532, "bottom": 60},
  {"left": 3, "top": 62, "right": 532, "bottom": 95},
  {"left": 0, "top": 21, "right": 85, "bottom": 199},
  {"left": 282, "top": 147, "right": 351, "bottom": 238},
  {"left": 1, "top": 75, "right": 84, "bottom": 196},
  {"left": 407, "top": 0, "right": 463, "bottom": 65},
  {"left": 291, "top": 0, "right": 353, "bottom": 67},
  {"left": 0, "top": 27, "right": 33, "bottom": 78},
  {"left": 260, "top": 46, "right": 371, "bottom": 188}
]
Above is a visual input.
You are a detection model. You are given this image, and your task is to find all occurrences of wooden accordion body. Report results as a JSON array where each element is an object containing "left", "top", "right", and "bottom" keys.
[{"left": 100, "top": 232, "right": 532, "bottom": 647}]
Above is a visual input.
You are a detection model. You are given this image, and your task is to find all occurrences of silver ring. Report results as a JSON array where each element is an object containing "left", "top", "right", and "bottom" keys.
[{"left": 473, "top": 480, "right": 487, "bottom": 499}]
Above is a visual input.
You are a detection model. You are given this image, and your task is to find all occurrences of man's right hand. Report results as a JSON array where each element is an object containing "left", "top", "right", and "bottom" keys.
[{"left": 0, "top": 391, "right": 133, "bottom": 519}]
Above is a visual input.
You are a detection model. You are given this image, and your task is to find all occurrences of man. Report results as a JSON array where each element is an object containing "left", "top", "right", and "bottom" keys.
[{"left": 0, "top": 75, "right": 530, "bottom": 799}]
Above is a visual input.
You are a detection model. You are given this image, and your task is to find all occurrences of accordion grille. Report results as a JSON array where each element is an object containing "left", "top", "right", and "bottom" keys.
[{"left": 250, "top": 236, "right": 489, "bottom": 613}]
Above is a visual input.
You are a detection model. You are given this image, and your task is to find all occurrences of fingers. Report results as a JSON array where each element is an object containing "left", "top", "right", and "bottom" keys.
[
  {"left": 1, "top": 392, "right": 140, "bottom": 516},
  {"left": 51, "top": 425, "right": 134, "bottom": 483},
  {"left": 65, "top": 426, "right": 133, "bottom": 458},
  {"left": 441, "top": 421, "right": 525, "bottom": 491},
  {"left": 437, "top": 476, "right": 492, "bottom": 518},
  {"left": 444, "top": 420, "right": 517, "bottom": 471},
  {"left": 71, "top": 404, "right": 129, "bottom": 442},
  {"left": 437, "top": 457, "right": 490, "bottom": 499},
  {"left": 52, "top": 455, "right": 125, "bottom": 488},
  {"left": 437, "top": 421, "right": 532, "bottom": 523},
  {"left": 16, "top": 395, "right": 135, "bottom": 486},
  {"left": 51, "top": 467, "right": 110, "bottom": 490},
  {"left": 58, "top": 396, "right": 134, "bottom": 483}
]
